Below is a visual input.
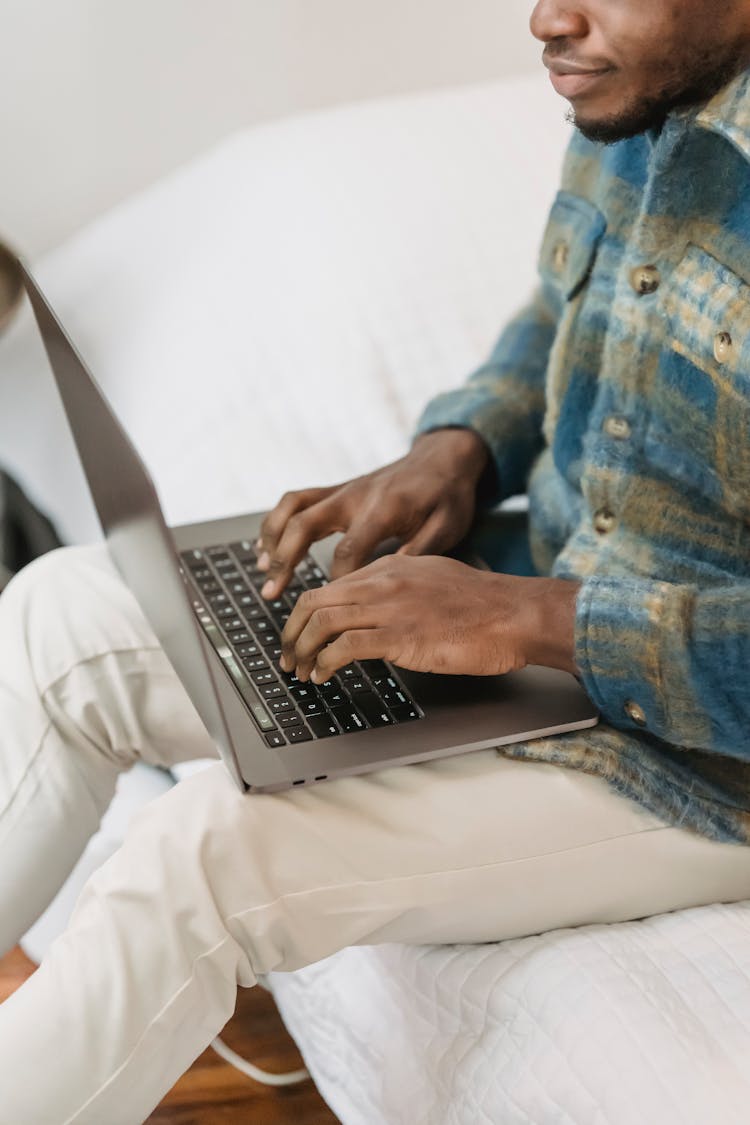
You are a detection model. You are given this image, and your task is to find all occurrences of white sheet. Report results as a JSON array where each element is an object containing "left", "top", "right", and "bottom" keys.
[
  {"left": 270, "top": 903, "right": 750, "bottom": 1124},
  {"left": 0, "top": 74, "right": 568, "bottom": 543}
]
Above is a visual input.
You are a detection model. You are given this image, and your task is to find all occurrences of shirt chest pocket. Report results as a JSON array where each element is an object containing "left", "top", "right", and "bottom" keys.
[
  {"left": 538, "top": 191, "right": 607, "bottom": 306},
  {"left": 645, "top": 244, "right": 750, "bottom": 522},
  {"left": 538, "top": 191, "right": 607, "bottom": 468}
]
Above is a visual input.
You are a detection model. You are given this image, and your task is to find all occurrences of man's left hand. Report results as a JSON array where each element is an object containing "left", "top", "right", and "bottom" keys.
[{"left": 279, "top": 555, "right": 581, "bottom": 682}]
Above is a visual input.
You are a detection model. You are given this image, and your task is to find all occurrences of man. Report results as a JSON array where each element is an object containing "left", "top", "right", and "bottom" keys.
[{"left": 2, "top": 1, "right": 750, "bottom": 1119}]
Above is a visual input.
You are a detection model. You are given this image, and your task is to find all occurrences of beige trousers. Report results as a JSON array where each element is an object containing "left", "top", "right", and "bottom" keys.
[{"left": 1, "top": 544, "right": 749, "bottom": 1124}]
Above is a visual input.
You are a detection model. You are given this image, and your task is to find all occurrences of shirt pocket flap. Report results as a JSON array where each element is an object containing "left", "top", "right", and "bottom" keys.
[
  {"left": 538, "top": 190, "right": 607, "bottom": 301},
  {"left": 649, "top": 243, "right": 750, "bottom": 520}
]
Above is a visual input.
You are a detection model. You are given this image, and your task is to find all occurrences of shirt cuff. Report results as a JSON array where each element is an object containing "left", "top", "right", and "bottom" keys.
[
  {"left": 414, "top": 379, "right": 544, "bottom": 505},
  {"left": 575, "top": 574, "right": 691, "bottom": 740}
]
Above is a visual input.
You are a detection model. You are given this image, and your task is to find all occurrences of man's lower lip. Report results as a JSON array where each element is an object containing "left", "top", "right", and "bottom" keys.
[{"left": 548, "top": 69, "right": 611, "bottom": 97}]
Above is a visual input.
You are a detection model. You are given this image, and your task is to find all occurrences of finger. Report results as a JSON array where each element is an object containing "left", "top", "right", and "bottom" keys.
[
  {"left": 290, "top": 604, "right": 374, "bottom": 679},
  {"left": 258, "top": 488, "right": 334, "bottom": 567},
  {"left": 311, "top": 628, "right": 394, "bottom": 682},
  {"left": 262, "top": 496, "right": 347, "bottom": 598},
  {"left": 397, "top": 507, "right": 460, "bottom": 558},
  {"left": 328, "top": 506, "right": 411, "bottom": 580}
]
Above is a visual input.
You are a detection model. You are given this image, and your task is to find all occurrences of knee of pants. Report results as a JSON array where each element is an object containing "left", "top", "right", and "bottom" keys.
[
  {"left": 1, "top": 543, "right": 159, "bottom": 692},
  {"left": 72, "top": 765, "right": 266, "bottom": 975},
  {"left": 73, "top": 763, "right": 328, "bottom": 980}
]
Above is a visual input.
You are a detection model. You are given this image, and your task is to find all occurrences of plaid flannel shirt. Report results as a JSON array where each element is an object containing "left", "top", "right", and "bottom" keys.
[{"left": 416, "top": 69, "right": 750, "bottom": 844}]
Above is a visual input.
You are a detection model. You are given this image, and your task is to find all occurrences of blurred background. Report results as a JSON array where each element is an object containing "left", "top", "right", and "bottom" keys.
[
  {"left": 1, "top": 0, "right": 540, "bottom": 257},
  {"left": 0, "top": 0, "right": 566, "bottom": 557}
]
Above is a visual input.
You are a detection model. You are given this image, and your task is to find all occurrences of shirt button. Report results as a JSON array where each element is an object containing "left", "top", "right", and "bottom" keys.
[
  {"left": 630, "top": 264, "right": 660, "bottom": 295},
  {"left": 593, "top": 507, "right": 617, "bottom": 535},
  {"left": 713, "top": 330, "right": 733, "bottom": 364},
  {"left": 552, "top": 241, "right": 569, "bottom": 273},
  {"left": 624, "top": 700, "right": 647, "bottom": 726},
  {"left": 603, "top": 415, "right": 631, "bottom": 440}
]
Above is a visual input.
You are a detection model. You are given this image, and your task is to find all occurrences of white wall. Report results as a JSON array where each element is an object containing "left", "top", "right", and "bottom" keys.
[{"left": 0, "top": 0, "right": 540, "bottom": 257}]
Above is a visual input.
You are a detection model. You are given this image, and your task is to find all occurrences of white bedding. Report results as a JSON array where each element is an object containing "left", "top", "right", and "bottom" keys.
[
  {"left": 0, "top": 74, "right": 567, "bottom": 545},
  {"left": 2, "top": 72, "right": 749, "bottom": 1125},
  {"left": 270, "top": 905, "right": 750, "bottom": 1124}
]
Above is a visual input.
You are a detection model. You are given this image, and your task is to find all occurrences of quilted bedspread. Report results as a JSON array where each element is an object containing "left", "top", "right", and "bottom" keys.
[{"left": 270, "top": 904, "right": 750, "bottom": 1124}]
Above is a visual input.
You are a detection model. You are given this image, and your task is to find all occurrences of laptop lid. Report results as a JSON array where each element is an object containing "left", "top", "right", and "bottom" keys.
[{"left": 21, "top": 264, "right": 246, "bottom": 789}]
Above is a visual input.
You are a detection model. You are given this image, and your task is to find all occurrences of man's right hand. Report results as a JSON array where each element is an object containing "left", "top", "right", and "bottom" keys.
[{"left": 256, "top": 428, "right": 491, "bottom": 598}]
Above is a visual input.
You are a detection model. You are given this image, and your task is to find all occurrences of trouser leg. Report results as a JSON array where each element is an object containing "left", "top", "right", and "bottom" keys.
[
  {"left": 2, "top": 744, "right": 750, "bottom": 1124},
  {"left": 0, "top": 543, "right": 217, "bottom": 950}
]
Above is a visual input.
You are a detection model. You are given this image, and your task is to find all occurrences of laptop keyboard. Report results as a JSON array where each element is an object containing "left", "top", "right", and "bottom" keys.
[{"left": 180, "top": 540, "right": 422, "bottom": 748}]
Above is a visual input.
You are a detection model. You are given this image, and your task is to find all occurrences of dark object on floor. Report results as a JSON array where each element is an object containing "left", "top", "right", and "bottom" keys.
[
  {"left": 0, "top": 241, "right": 23, "bottom": 334},
  {"left": 0, "top": 470, "right": 62, "bottom": 591}
]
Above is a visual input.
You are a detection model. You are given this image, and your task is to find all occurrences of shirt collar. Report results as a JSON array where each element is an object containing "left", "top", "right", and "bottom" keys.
[{"left": 693, "top": 66, "right": 750, "bottom": 163}]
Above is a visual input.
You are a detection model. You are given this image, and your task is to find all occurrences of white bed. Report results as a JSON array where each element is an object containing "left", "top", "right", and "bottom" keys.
[{"left": 3, "top": 72, "right": 750, "bottom": 1124}]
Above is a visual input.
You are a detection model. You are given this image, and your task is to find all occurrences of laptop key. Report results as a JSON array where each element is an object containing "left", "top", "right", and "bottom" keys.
[
  {"left": 197, "top": 579, "right": 221, "bottom": 595},
  {"left": 182, "top": 549, "right": 206, "bottom": 569},
  {"left": 389, "top": 703, "right": 421, "bottom": 723},
  {"left": 260, "top": 684, "right": 285, "bottom": 699},
  {"left": 318, "top": 688, "right": 347, "bottom": 707},
  {"left": 289, "top": 684, "right": 318, "bottom": 702},
  {"left": 286, "top": 726, "right": 313, "bottom": 744},
  {"left": 307, "top": 713, "right": 340, "bottom": 739},
  {"left": 235, "top": 642, "right": 260, "bottom": 658},
  {"left": 215, "top": 605, "right": 238, "bottom": 620},
  {"left": 299, "top": 698, "right": 327, "bottom": 717},
  {"left": 218, "top": 567, "right": 242, "bottom": 582},
  {"left": 370, "top": 676, "right": 399, "bottom": 693},
  {"left": 355, "top": 692, "right": 393, "bottom": 727},
  {"left": 270, "top": 699, "right": 294, "bottom": 714},
  {"left": 379, "top": 688, "right": 409, "bottom": 708},
  {"left": 225, "top": 629, "right": 253, "bottom": 645},
  {"left": 242, "top": 656, "right": 269, "bottom": 672},
  {"left": 337, "top": 665, "right": 361, "bottom": 682},
  {"left": 250, "top": 669, "right": 276, "bottom": 685},
  {"left": 278, "top": 713, "right": 304, "bottom": 728},
  {"left": 328, "top": 706, "right": 366, "bottom": 733},
  {"left": 265, "top": 732, "right": 286, "bottom": 748}
]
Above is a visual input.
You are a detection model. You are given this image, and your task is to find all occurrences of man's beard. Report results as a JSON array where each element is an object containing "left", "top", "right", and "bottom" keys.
[{"left": 570, "top": 46, "right": 749, "bottom": 145}]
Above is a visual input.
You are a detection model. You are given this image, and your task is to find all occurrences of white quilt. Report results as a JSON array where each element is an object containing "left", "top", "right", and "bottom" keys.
[
  {"left": 2, "top": 72, "right": 749, "bottom": 1125},
  {"left": 270, "top": 906, "right": 750, "bottom": 1124}
]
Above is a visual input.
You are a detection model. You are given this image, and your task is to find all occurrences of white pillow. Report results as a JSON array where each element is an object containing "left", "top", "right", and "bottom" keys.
[{"left": 0, "top": 74, "right": 569, "bottom": 543}]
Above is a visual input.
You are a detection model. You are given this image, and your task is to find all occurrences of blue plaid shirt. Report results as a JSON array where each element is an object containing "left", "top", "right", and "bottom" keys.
[{"left": 417, "top": 69, "right": 750, "bottom": 844}]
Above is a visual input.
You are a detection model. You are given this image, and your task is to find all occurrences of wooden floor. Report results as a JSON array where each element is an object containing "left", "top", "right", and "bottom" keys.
[{"left": 0, "top": 946, "right": 340, "bottom": 1124}]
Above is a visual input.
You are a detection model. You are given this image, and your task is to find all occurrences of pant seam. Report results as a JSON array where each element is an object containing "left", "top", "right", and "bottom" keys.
[
  {"left": 0, "top": 720, "right": 51, "bottom": 825},
  {"left": 224, "top": 820, "right": 678, "bottom": 926},
  {"left": 38, "top": 644, "right": 164, "bottom": 699},
  {"left": 62, "top": 933, "right": 238, "bottom": 1125}
]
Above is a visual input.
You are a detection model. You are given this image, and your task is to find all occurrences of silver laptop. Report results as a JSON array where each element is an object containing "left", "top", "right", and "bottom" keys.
[{"left": 22, "top": 264, "right": 598, "bottom": 794}]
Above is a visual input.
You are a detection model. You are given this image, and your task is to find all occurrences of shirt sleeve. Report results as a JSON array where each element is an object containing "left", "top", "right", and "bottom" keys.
[
  {"left": 575, "top": 575, "right": 750, "bottom": 757},
  {"left": 413, "top": 285, "right": 558, "bottom": 504}
]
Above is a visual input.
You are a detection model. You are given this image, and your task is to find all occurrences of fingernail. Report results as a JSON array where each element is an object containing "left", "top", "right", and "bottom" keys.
[
  {"left": 256, "top": 537, "right": 264, "bottom": 550},
  {"left": 261, "top": 580, "right": 274, "bottom": 599},
  {"left": 310, "top": 668, "right": 321, "bottom": 684},
  {"left": 257, "top": 552, "right": 270, "bottom": 570},
  {"left": 279, "top": 653, "right": 290, "bottom": 671}
]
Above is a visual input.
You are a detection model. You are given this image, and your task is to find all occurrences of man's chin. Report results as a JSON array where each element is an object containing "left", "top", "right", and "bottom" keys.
[
  {"left": 567, "top": 104, "right": 668, "bottom": 146},
  {"left": 568, "top": 108, "right": 661, "bottom": 145}
]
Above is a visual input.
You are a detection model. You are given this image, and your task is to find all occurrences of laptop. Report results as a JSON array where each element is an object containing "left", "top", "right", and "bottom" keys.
[{"left": 22, "top": 264, "right": 598, "bottom": 794}]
